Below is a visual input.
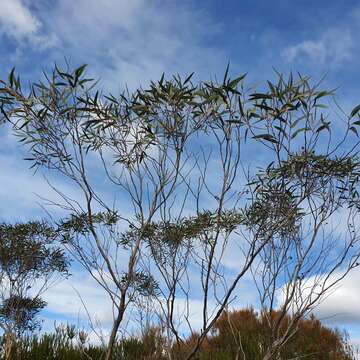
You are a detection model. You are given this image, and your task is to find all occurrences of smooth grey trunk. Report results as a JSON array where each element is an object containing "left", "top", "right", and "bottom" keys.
[{"left": 105, "top": 294, "right": 126, "bottom": 360}]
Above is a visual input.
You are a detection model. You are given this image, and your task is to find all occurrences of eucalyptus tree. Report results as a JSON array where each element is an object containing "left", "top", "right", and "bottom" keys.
[
  {"left": 237, "top": 75, "right": 360, "bottom": 360},
  {"left": 0, "top": 221, "right": 69, "bottom": 359},
  {"left": 1, "top": 66, "right": 360, "bottom": 360},
  {"left": 131, "top": 73, "right": 360, "bottom": 360}
]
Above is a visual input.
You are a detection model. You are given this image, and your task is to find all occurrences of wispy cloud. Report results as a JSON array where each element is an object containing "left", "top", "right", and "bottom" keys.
[
  {"left": 44, "top": 272, "right": 114, "bottom": 327},
  {"left": 2, "top": 0, "right": 226, "bottom": 90},
  {"left": 0, "top": 127, "right": 86, "bottom": 221},
  {"left": 0, "top": 0, "right": 57, "bottom": 49},
  {"left": 282, "top": 28, "right": 353, "bottom": 68},
  {"left": 0, "top": 0, "right": 40, "bottom": 38},
  {"left": 56, "top": 0, "right": 224, "bottom": 89},
  {"left": 310, "top": 268, "right": 360, "bottom": 326}
]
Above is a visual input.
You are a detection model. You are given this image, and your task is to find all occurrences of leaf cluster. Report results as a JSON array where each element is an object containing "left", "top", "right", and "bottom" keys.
[
  {"left": 120, "top": 210, "right": 244, "bottom": 251},
  {"left": 58, "top": 211, "right": 120, "bottom": 241},
  {"left": 243, "top": 181, "right": 301, "bottom": 239},
  {"left": 0, "top": 221, "right": 69, "bottom": 278},
  {"left": 0, "top": 295, "right": 46, "bottom": 334},
  {"left": 120, "top": 271, "right": 159, "bottom": 298}
]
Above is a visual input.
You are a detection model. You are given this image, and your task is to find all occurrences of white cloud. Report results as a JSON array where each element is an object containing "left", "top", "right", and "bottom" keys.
[
  {"left": 273, "top": 266, "right": 360, "bottom": 327},
  {"left": 310, "top": 268, "right": 360, "bottom": 326},
  {"left": 283, "top": 40, "right": 327, "bottom": 64},
  {"left": 282, "top": 29, "right": 353, "bottom": 68},
  {"left": 44, "top": 272, "right": 114, "bottom": 327},
  {"left": 37, "top": 0, "right": 225, "bottom": 90},
  {"left": 0, "top": 0, "right": 57, "bottom": 48},
  {"left": 0, "top": 0, "right": 40, "bottom": 38},
  {"left": 1, "top": 0, "right": 226, "bottom": 88},
  {"left": 44, "top": 270, "right": 212, "bottom": 338}
]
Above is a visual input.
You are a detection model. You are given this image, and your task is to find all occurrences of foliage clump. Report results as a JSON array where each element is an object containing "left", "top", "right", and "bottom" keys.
[{"left": 0, "top": 222, "right": 69, "bottom": 358}]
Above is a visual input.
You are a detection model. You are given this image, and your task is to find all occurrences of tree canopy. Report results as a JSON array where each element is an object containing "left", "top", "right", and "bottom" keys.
[
  {"left": 0, "top": 221, "right": 69, "bottom": 359},
  {"left": 1, "top": 64, "right": 360, "bottom": 359}
]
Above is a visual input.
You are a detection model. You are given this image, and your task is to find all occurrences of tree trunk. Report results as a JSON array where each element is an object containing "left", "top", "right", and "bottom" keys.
[
  {"left": 262, "top": 340, "right": 282, "bottom": 360},
  {"left": 104, "top": 296, "right": 126, "bottom": 360},
  {"left": 4, "top": 332, "right": 15, "bottom": 360}
]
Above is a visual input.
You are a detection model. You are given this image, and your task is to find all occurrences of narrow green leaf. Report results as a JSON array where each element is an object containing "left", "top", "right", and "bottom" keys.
[
  {"left": 316, "top": 124, "right": 330, "bottom": 133},
  {"left": 351, "top": 104, "right": 360, "bottom": 118},
  {"left": 8, "top": 67, "right": 15, "bottom": 87},
  {"left": 184, "top": 72, "right": 194, "bottom": 84},
  {"left": 252, "top": 134, "right": 278, "bottom": 143},
  {"left": 228, "top": 74, "right": 246, "bottom": 89},
  {"left": 350, "top": 126, "right": 359, "bottom": 137},
  {"left": 249, "top": 93, "right": 272, "bottom": 100},
  {"left": 75, "top": 64, "right": 87, "bottom": 78},
  {"left": 291, "top": 127, "right": 309, "bottom": 139},
  {"left": 223, "top": 62, "right": 230, "bottom": 85}
]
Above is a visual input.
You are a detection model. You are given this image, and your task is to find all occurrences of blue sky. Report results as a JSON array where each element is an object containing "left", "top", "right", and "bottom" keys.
[
  {"left": 1, "top": 0, "right": 360, "bottom": 95},
  {"left": 2, "top": 0, "right": 360, "bottom": 349}
]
